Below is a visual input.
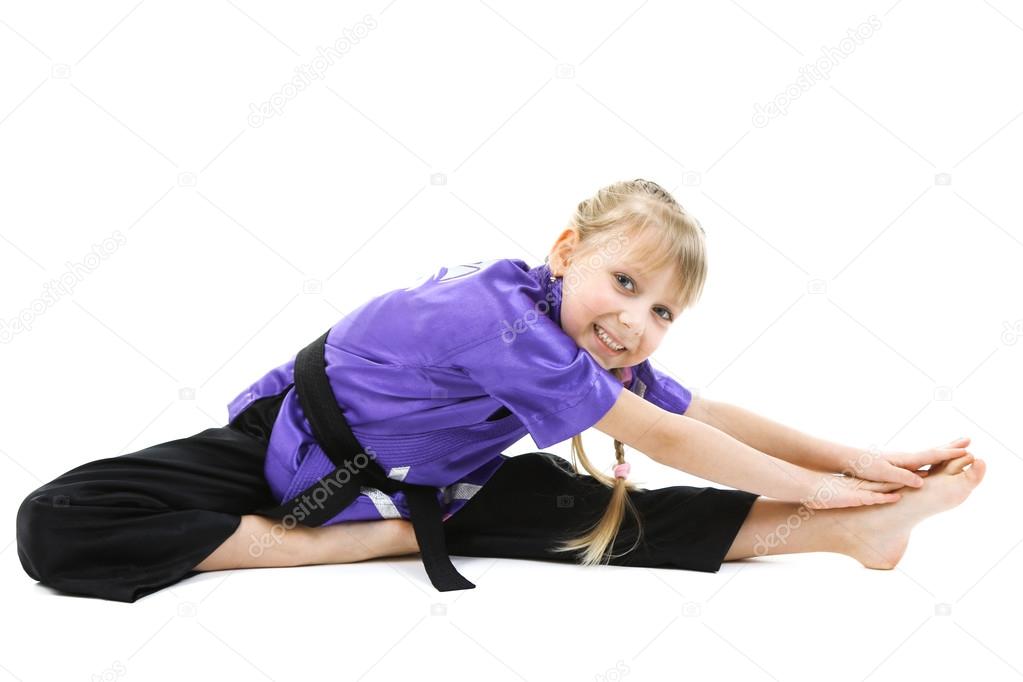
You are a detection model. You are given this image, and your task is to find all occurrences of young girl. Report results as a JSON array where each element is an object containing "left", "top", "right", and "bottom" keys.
[{"left": 16, "top": 178, "right": 986, "bottom": 603}]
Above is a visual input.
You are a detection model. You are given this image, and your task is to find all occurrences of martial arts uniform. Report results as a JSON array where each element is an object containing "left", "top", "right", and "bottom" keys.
[{"left": 16, "top": 259, "right": 759, "bottom": 602}]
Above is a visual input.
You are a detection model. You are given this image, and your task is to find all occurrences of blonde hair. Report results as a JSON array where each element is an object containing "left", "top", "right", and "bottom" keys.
[{"left": 547, "top": 178, "right": 708, "bottom": 566}]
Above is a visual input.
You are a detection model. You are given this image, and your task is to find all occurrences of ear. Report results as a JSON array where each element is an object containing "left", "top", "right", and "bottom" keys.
[{"left": 547, "top": 227, "right": 580, "bottom": 277}]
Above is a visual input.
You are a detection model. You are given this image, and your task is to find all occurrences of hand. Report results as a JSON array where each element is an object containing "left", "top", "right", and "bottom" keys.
[
  {"left": 849, "top": 437, "right": 974, "bottom": 487},
  {"left": 800, "top": 471, "right": 906, "bottom": 510}
]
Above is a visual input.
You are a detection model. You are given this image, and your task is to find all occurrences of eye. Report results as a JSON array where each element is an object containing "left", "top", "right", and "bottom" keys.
[{"left": 614, "top": 273, "right": 674, "bottom": 322}]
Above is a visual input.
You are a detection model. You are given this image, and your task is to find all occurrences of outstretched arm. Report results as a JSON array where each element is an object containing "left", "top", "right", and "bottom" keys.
[
  {"left": 593, "top": 388, "right": 909, "bottom": 506},
  {"left": 684, "top": 396, "right": 859, "bottom": 473},
  {"left": 595, "top": 390, "right": 808, "bottom": 500}
]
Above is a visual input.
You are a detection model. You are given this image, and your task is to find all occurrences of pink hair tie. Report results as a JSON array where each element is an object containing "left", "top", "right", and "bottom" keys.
[{"left": 613, "top": 462, "right": 631, "bottom": 480}]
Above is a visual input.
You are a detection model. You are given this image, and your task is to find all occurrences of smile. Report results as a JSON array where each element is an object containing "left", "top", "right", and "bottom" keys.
[{"left": 593, "top": 323, "right": 626, "bottom": 354}]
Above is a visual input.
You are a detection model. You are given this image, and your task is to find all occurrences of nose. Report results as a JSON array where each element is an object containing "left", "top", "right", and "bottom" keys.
[{"left": 618, "top": 309, "right": 643, "bottom": 340}]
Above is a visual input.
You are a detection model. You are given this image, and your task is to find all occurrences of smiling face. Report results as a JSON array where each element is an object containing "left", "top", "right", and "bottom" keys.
[{"left": 547, "top": 225, "right": 685, "bottom": 371}]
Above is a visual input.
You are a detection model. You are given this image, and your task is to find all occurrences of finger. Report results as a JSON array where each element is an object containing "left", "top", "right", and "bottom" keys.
[
  {"left": 890, "top": 465, "right": 925, "bottom": 488},
  {"left": 869, "top": 492, "right": 902, "bottom": 505},
  {"left": 861, "top": 480, "right": 905, "bottom": 492},
  {"left": 919, "top": 448, "right": 968, "bottom": 468},
  {"left": 929, "top": 454, "right": 974, "bottom": 476}
]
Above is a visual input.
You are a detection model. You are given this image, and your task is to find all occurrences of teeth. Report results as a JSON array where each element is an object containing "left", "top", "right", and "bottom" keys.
[{"left": 594, "top": 324, "right": 624, "bottom": 351}]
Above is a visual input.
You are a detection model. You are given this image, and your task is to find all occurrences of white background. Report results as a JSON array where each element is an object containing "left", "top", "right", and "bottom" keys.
[{"left": 1, "top": 1, "right": 1021, "bottom": 680}]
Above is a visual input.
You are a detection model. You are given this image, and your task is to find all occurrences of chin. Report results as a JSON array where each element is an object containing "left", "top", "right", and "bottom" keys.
[{"left": 592, "top": 351, "right": 624, "bottom": 371}]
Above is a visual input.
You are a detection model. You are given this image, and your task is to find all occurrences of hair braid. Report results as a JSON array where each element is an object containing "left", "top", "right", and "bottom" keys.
[{"left": 547, "top": 178, "right": 707, "bottom": 567}]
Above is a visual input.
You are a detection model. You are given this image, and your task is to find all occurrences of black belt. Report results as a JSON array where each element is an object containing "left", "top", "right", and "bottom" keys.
[{"left": 254, "top": 329, "right": 475, "bottom": 592}]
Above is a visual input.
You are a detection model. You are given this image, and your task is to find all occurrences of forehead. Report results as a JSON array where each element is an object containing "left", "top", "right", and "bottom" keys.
[
  {"left": 614, "top": 252, "right": 676, "bottom": 289},
  {"left": 596, "top": 228, "right": 687, "bottom": 308},
  {"left": 606, "top": 230, "right": 673, "bottom": 276}
]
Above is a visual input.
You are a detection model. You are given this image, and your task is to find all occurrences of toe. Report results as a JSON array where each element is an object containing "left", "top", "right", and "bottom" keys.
[
  {"left": 964, "top": 459, "right": 986, "bottom": 487},
  {"left": 946, "top": 454, "right": 975, "bottom": 475}
]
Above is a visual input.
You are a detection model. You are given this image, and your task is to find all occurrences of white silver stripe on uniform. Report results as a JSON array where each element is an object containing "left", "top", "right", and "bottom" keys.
[
  {"left": 441, "top": 482, "right": 482, "bottom": 504},
  {"left": 387, "top": 466, "right": 410, "bottom": 482},
  {"left": 360, "top": 486, "right": 402, "bottom": 518},
  {"left": 632, "top": 377, "right": 648, "bottom": 399},
  {"left": 361, "top": 470, "right": 481, "bottom": 519}
]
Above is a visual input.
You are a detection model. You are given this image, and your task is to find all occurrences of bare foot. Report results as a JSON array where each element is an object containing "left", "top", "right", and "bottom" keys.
[{"left": 838, "top": 454, "right": 987, "bottom": 569}]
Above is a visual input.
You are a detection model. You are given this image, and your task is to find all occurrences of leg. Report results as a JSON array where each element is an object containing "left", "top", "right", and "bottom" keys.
[
  {"left": 723, "top": 454, "right": 986, "bottom": 568},
  {"left": 16, "top": 395, "right": 288, "bottom": 603},
  {"left": 722, "top": 498, "right": 855, "bottom": 562},
  {"left": 441, "top": 452, "right": 761, "bottom": 572},
  {"left": 193, "top": 515, "right": 417, "bottom": 571}
]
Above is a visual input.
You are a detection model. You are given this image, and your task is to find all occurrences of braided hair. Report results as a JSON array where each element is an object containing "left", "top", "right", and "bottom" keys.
[{"left": 548, "top": 178, "right": 708, "bottom": 566}]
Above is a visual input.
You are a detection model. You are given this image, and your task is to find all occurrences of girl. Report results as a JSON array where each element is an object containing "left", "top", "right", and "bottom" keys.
[{"left": 16, "top": 179, "right": 986, "bottom": 603}]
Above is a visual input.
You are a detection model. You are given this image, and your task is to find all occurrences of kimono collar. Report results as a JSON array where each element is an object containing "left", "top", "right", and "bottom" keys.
[{"left": 532, "top": 261, "right": 564, "bottom": 329}]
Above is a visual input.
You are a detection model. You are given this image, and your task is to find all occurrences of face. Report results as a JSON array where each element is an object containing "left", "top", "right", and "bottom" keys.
[{"left": 548, "top": 227, "right": 681, "bottom": 371}]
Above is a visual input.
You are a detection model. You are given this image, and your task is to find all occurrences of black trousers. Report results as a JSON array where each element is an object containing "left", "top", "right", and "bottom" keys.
[{"left": 16, "top": 392, "right": 760, "bottom": 603}]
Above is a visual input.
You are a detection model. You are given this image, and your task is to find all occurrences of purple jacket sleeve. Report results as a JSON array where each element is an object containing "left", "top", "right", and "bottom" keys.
[
  {"left": 424, "top": 260, "right": 622, "bottom": 448},
  {"left": 448, "top": 321, "right": 625, "bottom": 449},
  {"left": 631, "top": 360, "right": 693, "bottom": 415}
]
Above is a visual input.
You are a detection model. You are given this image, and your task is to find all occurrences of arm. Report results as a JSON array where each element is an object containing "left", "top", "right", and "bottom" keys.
[
  {"left": 594, "top": 388, "right": 813, "bottom": 501},
  {"left": 684, "top": 396, "right": 859, "bottom": 473}
]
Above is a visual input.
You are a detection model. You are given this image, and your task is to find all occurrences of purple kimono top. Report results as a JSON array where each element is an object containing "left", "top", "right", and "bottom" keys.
[{"left": 226, "top": 258, "right": 693, "bottom": 524}]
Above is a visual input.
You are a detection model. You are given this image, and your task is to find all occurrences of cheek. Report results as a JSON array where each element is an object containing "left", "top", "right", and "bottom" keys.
[
  {"left": 568, "top": 295, "right": 612, "bottom": 335},
  {"left": 562, "top": 301, "right": 587, "bottom": 338},
  {"left": 578, "top": 287, "right": 617, "bottom": 316},
  {"left": 641, "top": 327, "right": 668, "bottom": 352},
  {"left": 561, "top": 277, "right": 623, "bottom": 336}
]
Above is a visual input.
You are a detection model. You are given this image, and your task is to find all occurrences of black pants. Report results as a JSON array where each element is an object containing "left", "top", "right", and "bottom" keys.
[{"left": 16, "top": 392, "right": 760, "bottom": 603}]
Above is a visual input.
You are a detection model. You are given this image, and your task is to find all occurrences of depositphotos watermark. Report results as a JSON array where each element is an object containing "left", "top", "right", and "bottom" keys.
[
  {"left": 247, "top": 15, "right": 379, "bottom": 128},
  {"left": 751, "top": 446, "right": 881, "bottom": 556},
  {"left": 1001, "top": 318, "right": 1023, "bottom": 345},
  {"left": 499, "top": 231, "right": 632, "bottom": 344},
  {"left": 1, "top": 230, "right": 127, "bottom": 344},
  {"left": 247, "top": 446, "right": 381, "bottom": 557},
  {"left": 752, "top": 15, "right": 882, "bottom": 128}
]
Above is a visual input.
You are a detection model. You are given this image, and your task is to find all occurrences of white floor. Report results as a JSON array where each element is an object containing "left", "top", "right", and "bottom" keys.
[{"left": 4, "top": 491, "right": 1018, "bottom": 682}]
